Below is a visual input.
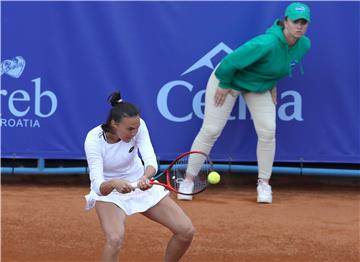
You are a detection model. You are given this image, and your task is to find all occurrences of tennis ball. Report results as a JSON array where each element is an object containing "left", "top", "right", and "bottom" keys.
[{"left": 208, "top": 171, "right": 221, "bottom": 184}]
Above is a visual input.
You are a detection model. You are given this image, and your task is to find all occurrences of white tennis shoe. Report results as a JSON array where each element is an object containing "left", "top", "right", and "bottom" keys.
[
  {"left": 177, "top": 180, "right": 194, "bottom": 201},
  {"left": 257, "top": 179, "right": 272, "bottom": 204}
]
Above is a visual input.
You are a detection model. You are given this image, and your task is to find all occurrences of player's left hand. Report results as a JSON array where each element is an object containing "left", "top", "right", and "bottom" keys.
[
  {"left": 137, "top": 176, "right": 153, "bottom": 191},
  {"left": 271, "top": 86, "right": 277, "bottom": 105}
]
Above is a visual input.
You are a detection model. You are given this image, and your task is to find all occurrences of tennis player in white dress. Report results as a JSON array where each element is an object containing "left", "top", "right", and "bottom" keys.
[{"left": 84, "top": 91, "right": 194, "bottom": 262}]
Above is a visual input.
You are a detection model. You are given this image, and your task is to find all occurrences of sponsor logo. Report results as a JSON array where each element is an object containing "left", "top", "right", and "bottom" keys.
[
  {"left": 181, "top": 42, "right": 232, "bottom": 75},
  {"left": 290, "top": 60, "right": 298, "bottom": 68},
  {"left": 295, "top": 6, "right": 305, "bottom": 13},
  {"left": 157, "top": 43, "right": 304, "bottom": 122},
  {"left": 1, "top": 56, "right": 58, "bottom": 128},
  {"left": 1, "top": 56, "right": 25, "bottom": 78},
  {"left": 128, "top": 146, "right": 135, "bottom": 153}
]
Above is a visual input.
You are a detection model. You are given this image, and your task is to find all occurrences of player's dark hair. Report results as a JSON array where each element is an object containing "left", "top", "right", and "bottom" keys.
[
  {"left": 278, "top": 16, "right": 292, "bottom": 28},
  {"left": 101, "top": 91, "right": 140, "bottom": 132},
  {"left": 277, "top": 19, "right": 285, "bottom": 28}
]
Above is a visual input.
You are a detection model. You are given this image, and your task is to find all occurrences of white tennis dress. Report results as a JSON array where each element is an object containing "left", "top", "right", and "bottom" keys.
[{"left": 84, "top": 119, "right": 169, "bottom": 215}]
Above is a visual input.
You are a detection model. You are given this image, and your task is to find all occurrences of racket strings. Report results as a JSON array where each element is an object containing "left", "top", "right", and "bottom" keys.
[
  {"left": 170, "top": 155, "right": 188, "bottom": 191},
  {"left": 170, "top": 153, "right": 211, "bottom": 194}
]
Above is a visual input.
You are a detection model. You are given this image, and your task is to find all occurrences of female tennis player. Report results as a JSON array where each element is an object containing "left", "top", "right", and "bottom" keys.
[
  {"left": 84, "top": 91, "right": 194, "bottom": 262},
  {"left": 178, "top": 2, "right": 311, "bottom": 203}
]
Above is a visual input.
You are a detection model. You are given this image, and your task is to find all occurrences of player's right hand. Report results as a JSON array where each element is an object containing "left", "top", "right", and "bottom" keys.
[
  {"left": 214, "top": 87, "right": 230, "bottom": 107},
  {"left": 113, "top": 180, "right": 134, "bottom": 194}
]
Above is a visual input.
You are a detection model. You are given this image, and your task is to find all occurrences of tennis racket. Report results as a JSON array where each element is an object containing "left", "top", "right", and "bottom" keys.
[{"left": 130, "top": 151, "right": 213, "bottom": 195}]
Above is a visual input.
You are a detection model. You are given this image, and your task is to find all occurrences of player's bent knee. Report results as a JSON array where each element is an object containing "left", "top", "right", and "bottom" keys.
[
  {"left": 176, "top": 221, "right": 195, "bottom": 242},
  {"left": 200, "top": 125, "right": 222, "bottom": 141},
  {"left": 257, "top": 128, "right": 275, "bottom": 142},
  {"left": 105, "top": 233, "right": 124, "bottom": 250}
]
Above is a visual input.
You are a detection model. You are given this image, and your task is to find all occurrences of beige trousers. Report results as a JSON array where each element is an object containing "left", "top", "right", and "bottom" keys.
[{"left": 187, "top": 70, "right": 276, "bottom": 180}]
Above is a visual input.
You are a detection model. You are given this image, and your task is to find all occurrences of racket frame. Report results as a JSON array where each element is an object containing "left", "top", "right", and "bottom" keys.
[{"left": 149, "top": 150, "right": 213, "bottom": 195}]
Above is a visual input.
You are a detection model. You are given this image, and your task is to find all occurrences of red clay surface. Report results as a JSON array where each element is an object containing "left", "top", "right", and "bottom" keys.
[{"left": 2, "top": 175, "right": 360, "bottom": 262}]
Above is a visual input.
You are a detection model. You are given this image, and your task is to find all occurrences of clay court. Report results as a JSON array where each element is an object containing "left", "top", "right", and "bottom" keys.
[{"left": 2, "top": 174, "right": 360, "bottom": 262}]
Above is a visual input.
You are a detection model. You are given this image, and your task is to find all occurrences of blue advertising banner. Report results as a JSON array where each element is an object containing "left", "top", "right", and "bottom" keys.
[{"left": 1, "top": 1, "right": 359, "bottom": 163}]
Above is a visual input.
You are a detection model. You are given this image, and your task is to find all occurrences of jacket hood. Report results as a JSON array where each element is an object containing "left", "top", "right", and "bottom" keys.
[
  {"left": 265, "top": 19, "right": 308, "bottom": 76},
  {"left": 265, "top": 19, "right": 287, "bottom": 47}
]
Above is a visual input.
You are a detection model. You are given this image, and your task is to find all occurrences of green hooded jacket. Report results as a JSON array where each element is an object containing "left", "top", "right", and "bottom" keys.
[{"left": 215, "top": 20, "right": 311, "bottom": 93}]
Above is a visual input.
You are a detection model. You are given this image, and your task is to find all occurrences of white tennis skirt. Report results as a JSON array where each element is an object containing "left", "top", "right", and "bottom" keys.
[{"left": 85, "top": 185, "right": 170, "bottom": 215}]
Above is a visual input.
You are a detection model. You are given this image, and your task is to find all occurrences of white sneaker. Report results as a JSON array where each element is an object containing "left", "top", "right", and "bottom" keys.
[
  {"left": 257, "top": 180, "right": 272, "bottom": 204},
  {"left": 177, "top": 180, "right": 194, "bottom": 201}
]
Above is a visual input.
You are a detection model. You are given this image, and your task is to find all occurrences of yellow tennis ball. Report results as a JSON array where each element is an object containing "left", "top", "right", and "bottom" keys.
[{"left": 208, "top": 171, "right": 221, "bottom": 184}]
